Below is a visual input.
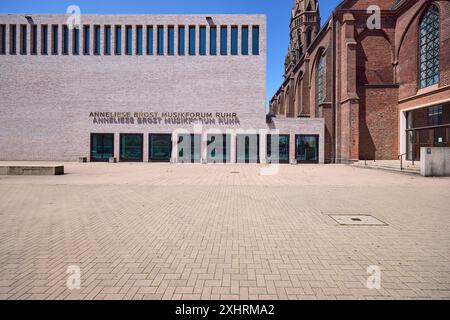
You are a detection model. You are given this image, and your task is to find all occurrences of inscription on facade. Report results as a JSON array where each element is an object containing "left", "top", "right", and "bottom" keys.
[{"left": 89, "top": 112, "right": 241, "bottom": 126}]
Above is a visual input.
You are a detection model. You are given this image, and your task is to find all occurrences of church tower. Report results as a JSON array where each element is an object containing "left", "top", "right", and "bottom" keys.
[{"left": 285, "top": 0, "right": 320, "bottom": 74}]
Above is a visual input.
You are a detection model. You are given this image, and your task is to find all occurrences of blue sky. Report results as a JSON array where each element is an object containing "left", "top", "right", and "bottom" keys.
[{"left": 0, "top": 0, "right": 341, "bottom": 106}]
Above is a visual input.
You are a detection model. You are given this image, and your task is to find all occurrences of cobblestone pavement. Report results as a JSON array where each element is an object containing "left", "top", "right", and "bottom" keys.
[{"left": 0, "top": 162, "right": 449, "bottom": 300}]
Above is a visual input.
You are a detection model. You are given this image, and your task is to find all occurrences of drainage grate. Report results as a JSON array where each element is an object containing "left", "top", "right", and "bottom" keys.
[{"left": 329, "top": 215, "right": 388, "bottom": 226}]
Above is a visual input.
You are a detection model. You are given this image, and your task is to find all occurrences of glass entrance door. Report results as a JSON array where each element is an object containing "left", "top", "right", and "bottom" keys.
[
  {"left": 207, "top": 134, "right": 231, "bottom": 163},
  {"left": 120, "top": 134, "right": 143, "bottom": 162},
  {"left": 295, "top": 135, "right": 319, "bottom": 163},
  {"left": 90, "top": 133, "right": 114, "bottom": 162},
  {"left": 149, "top": 134, "right": 172, "bottom": 162},
  {"left": 236, "top": 134, "right": 260, "bottom": 164},
  {"left": 267, "top": 134, "right": 290, "bottom": 164},
  {"left": 177, "top": 134, "right": 201, "bottom": 163}
]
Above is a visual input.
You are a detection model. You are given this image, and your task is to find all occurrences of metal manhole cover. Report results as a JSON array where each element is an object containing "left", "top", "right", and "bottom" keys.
[{"left": 329, "top": 215, "right": 388, "bottom": 226}]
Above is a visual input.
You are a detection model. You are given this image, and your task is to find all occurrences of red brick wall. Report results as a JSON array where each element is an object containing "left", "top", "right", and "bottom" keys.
[{"left": 359, "top": 87, "right": 399, "bottom": 160}]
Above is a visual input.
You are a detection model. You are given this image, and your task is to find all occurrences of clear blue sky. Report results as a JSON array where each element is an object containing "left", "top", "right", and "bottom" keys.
[{"left": 0, "top": 0, "right": 341, "bottom": 107}]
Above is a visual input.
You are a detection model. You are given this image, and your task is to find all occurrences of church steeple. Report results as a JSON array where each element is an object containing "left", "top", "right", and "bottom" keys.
[{"left": 285, "top": 0, "right": 320, "bottom": 74}]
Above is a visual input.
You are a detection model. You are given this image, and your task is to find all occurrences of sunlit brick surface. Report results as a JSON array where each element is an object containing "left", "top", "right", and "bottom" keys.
[{"left": 0, "top": 163, "right": 449, "bottom": 300}]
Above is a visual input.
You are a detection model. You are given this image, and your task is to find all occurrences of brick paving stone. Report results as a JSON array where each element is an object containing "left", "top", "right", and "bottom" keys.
[{"left": 0, "top": 163, "right": 449, "bottom": 300}]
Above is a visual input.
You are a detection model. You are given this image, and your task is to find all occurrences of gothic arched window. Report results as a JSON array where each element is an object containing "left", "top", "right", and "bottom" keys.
[
  {"left": 419, "top": 5, "right": 440, "bottom": 88},
  {"left": 316, "top": 53, "right": 326, "bottom": 116}
]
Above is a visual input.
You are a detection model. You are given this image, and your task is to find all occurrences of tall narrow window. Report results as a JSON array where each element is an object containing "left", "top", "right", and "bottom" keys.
[
  {"left": 167, "top": 26, "right": 174, "bottom": 55},
  {"left": 9, "top": 25, "right": 16, "bottom": 55},
  {"left": 73, "top": 28, "right": 79, "bottom": 55},
  {"left": 41, "top": 25, "right": 48, "bottom": 55},
  {"left": 115, "top": 25, "right": 122, "bottom": 55},
  {"left": 20, "top": 25, "right": 27, "bottom": 55},
  {"left": 178, "top": 26, "right": 185, "bottom": 56},
  {"left": 31, "top": 25, "right": 37, "bottom": 55},
  {"left": 419, "top": 5, "right": 440, "bottom": 88},
  {"left": 241, "top": 26, "right": 249, "bottom": 55},
  {"left": 83, "top": 25, "right": 90, "bottom": 55},
  {"left": 146, "top": 26, "right": 153, "bottom": 55},
  {"left": 231, "top": 26, "right": 238, "bottom": 55},
  {"left": 220, "top": 26, "right": 227, "bottom": 56},
  {"left": 94, "top": 25, "right": 100, "bottom": 55},
  {"left": 199, "top": 26, "right": 206, "bottom": 56},
  {"left": 316, "top": 54, "right": 326, "bottom": 116},
  {"left": 157, "top": 26, "right": 164, "bottom": 56},
  {"left": 51, "top": 25, "right": 58, "bottom": 55},
  {"left": 189, "top": 26, "right": 196, "bottom": 56},
  {"left": 62, "top": 25, "right": 69, "bottom": 55},
  {"left": 210, "top": 26, "right": 217, "bottom": 55},
  {"left": 104, "top": 25, "right": 111, "bottom": 55},
  {"left": 126, "top": 26, "right": 132, "bottom": 55},
  {"left": 136, "top": 25, "right": 143, "bottom": 55},
  {"left": 252, "top": 26, "right": 259, "bottom": 55},
  {"left": 0, "top": 25, "right": 5, "bottom": 55}
]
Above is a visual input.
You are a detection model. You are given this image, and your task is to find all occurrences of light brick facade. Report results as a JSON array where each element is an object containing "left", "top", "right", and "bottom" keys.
[{"left": 0, "top": 14, "right": 325, "bottom": 163}]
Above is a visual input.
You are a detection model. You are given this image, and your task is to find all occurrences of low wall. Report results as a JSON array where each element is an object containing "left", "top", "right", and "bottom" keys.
[
  {"left": 0, "top": 166, "right": 64, "bottom": 176},
  {"left": 420, "top": 147, "right": 450, "bottom": 177}
]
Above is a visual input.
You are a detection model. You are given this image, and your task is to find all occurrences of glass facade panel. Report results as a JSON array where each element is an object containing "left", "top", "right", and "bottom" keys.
[
  {"left": 199, "top": 26, "right": 206, "bottom": 55},
  {"left": 104, "top": 26, "right": 111, "bottom": 55},
  {"left": 178, "top": 134, "right": 201, "bottom": 163},
  {"left": 9, "top": 25, "right": 16, "bottom": 54},
  {"left": 220, "top": 26, "right": 227, "bottom": 55},
  {"left": 406, "top": 104, "right": 450, "bottom": 161},
  {"left": 267, "top": 135, "right": 290, "bottom": 164},
  {"left": 52, "top": 25, "right": 58, "bottom": 55},
  {"left": 31, "top": 25, "right": 37, "bottom": 55},
  {"left": 126, "top": 26, "right": 132, "bottom": 55},
  {"left": 231, "top": 26, "right": 238, "bottom": 55},
  {"left": 94, "top": 25, "right": 100, "bottom": 55},
  {"left": 236, "top": 135, "right": 260, "bottom": 164},
  {"left": 149, "top": 134, "right": 172, "bottom": 162},
  {"left": 178, "top": 26, "right": 185, "bottom": 55},
  {"left": 167, "top": 26, "right": 174, "bottom": 55},
  {"left": 62, "top": 25, "right": 69, "bottom": 55},
  {"left": 189, "top": 26, "right": 196, "bottom": 56},
  {"left": 207, "top": 134, "right": 231, "bottom": 163},
  {"left": 83, "top": 25, "right": 90, "bottom": 55},
  {"left": 252, "top": 26, "right": 259, "bottom": 55},
  {"left": 115, "top": 26, "right": 122, "bottom": 55},
  {"left": 136, "top": 26, "right": 143, "bottom": 55},
  {"left": 91, "top": 134, "right": 114, "bottom": 162},
  {"left": 157, "top": 26, "right": 164, "bottom": 55},
  {"left": 210, "top": 26, "right": 217, "bottom": 55},
  {"left": 241, "top": 26, "right": 249, "bottom": 55},
  {"left": 73, "top": 28, "right": 79, "bottom": 55},
  {"left": 41, "top": 25, "right": 48, "bottom": 55},
  {"left": 0, "top": 25, "right": 5, "bottom": 55},
  {"left": 146, "top": 26, "right": 153, "bottom": 55},
  {"left": 120, "top": 134, "right": 143, "bottom": 162},
  {"left": 295, "top": 135, "right": 319, "bottom": 163},
  {"left": 20, "top": 25, "right": 27, "bottom": 55}
]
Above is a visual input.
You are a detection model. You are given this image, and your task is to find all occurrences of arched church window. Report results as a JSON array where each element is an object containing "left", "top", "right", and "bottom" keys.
[
  {"left": 419, "top": 5, "right": 440, "bottom": 88},
  {"left": 316, "top": 53, "right": 326, "bottom": 116}
]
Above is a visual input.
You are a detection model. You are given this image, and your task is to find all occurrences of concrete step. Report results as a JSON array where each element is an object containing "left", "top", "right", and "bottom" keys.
[{"left": 352, "top": 161, "right": 420, "bottom": 175}]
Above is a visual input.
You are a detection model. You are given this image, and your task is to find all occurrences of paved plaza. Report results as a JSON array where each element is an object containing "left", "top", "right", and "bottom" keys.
[{"left": 0, "top": 162, "right": 449, "bottom": 300}]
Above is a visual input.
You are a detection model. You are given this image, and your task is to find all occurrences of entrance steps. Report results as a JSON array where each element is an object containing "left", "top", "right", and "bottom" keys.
[{"left": 352, "top": 160, "right": 420, "bottom": 175}]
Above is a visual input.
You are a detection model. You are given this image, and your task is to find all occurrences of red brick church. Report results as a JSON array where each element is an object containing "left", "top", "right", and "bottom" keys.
[{"left": 270, "top": 0, "right": 449, "bottom": 163}]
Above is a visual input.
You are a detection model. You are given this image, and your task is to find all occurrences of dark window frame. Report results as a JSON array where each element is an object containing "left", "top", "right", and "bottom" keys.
[
  {"left": 9, "top": 24, "right": 16, "bottom": 55},
  {"left": 119, "top": 133, "right": 144, "bottom": 162},
  {"left": 295, "top": 134, "right": 319, "bottom": 164},
  {"left": 20, "top": 24, "right": 27, "bottom": 55},
  {"left": 178, "top": 25, "right": 185, "bottom": 56},
  {"left": 90, "top": 133, "right": 115, "bottom": 162},
  {"left": 51, "top": 24, "right": 58, "bottom": 55},
  {"left": 149, "top": 134, "right": 173, "bottom": 162}
]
